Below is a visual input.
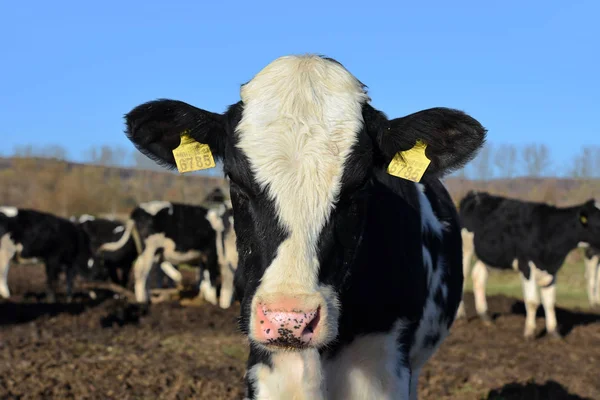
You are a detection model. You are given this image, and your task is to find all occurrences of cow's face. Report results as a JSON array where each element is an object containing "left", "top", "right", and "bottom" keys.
[
  {"left": 579, "top": 200, "right": 600, "bottom": 247},
  {"left": 124, "top": 55, "right": 486, "bottom": 352}
]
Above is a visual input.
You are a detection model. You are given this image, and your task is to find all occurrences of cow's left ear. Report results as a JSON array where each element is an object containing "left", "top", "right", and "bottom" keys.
[
  {"left": 124, "top": 99, "right": 227, "bottom": 170},
  {"left": 366, "top": 105, "right": 487, "bottom": 178}
]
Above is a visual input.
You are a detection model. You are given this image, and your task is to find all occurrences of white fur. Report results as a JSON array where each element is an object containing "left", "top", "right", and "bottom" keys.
[
  {"left": 540, "top": 283, "right": 557, "bottom": 334},
  {"left": 324, "top": 320, "right": 410, "bottom": 400},
  {"left": 139, "top": 201, "right": 173, "bottom": 216},
  {"left": 0, "top": 233, "right": 18, "bottom": 298},
  {"left": 112, "top": 225, "right": 125, "bottom": 234},
  {"left": 247, "top": 349, "right": 325, "bottom": 400},
  {"left": 78, "top": 214, "right": 95, "bottom": 223},
  {"left": 87, "top": 258, "right": 94, "bottom": 268},
  {"left": 160, "top": 261, "right": 182, "bottom": 283},
  {"left": 199, "top": 269, "right": 217, "bottom": 305},
  {"left": 0, "top": 207, "right": 18, "bottom": 218},
  {"left": 236, "top": 55, "right": 368, "bottom": 345},
  {"left": 595, "top": 201, "right": 600, "bottom": 210},
  {"left": 578, "top": 242, "right": 590, "bottom": 248},
  {"left": 521, "top": 266, "right": 540, "bottom": 338},
  {"left": 415, "top": 183, "right": 443, "bottom": 237},
  {"left": 471, "top": 260, "right": 489, "bottom": 316},
  {"left": 98, "top": 219, "right": 135, "bottom": 252},
  {"left": 528, "top": 261, "right": 553, "bottom": 287},
  {"left": 133, "top": 233, "right": 202, "bottom": 302}
]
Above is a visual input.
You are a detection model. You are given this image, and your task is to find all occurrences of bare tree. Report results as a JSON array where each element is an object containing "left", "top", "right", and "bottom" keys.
[
  {"left": 494, "top": 144, "right": 518, "bottom": 178},
  {"left": 570, "top": 146, "right": 600, "bottom": 179},
  {"left": 470, "top": 143, "right": 494, "bottom": 181},
  {"left": 522, "top": 144, "right": 551, "bottom": 177},
  {"left": 13, "top": 144, "right": 68, "bottom": 160}
]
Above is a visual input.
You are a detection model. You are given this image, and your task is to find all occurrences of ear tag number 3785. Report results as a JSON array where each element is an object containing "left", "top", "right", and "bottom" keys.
[
  {"left": 172, "top": 131, "right": 216, "bottom": 174},
  {"left": 387, "top": 140, "right": 431, "bottom": 183}
]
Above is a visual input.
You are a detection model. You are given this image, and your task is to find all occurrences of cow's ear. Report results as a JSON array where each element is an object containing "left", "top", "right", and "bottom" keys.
[
  {"left": 125, "top": 99, "right": 227, "bottom": 170},
  {"left": 366, "top": 105, "right": 487, "bottom": 178}
]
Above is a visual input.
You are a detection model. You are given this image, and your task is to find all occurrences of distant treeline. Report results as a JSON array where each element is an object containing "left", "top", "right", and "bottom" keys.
[{"left": 1, "top": 141, "right": 599, "bottom": 216}]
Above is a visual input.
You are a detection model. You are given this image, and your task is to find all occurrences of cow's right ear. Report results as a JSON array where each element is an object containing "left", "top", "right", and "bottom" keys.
[{"left": 124, "top": 99, "right": 227, "bottom": 170}]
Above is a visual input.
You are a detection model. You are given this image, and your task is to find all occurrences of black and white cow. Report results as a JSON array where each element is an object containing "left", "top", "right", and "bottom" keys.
[
  {"left": 583, "top": 245, "right": 600, "bottom": 308},
  {"left": 71, "top": 214, "right": 138, "bottom": 288},
  {"left": 121, "top": 54, "right": 486, "bottom": 399},
  {"left": 97, "top": 201, "right": 234, "bottom": 307},
  {"left": 206, "top": 204, "right": 239, "bottom": 308},
  {"left": 0, "top": 207, "right": 102, "bottom": 302},
  {"left": 457, "top": 190, "right": 600, "bottom": 339}
]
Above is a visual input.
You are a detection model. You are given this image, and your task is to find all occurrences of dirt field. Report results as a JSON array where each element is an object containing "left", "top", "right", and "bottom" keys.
[{"left": 1, "top": 265, "right": 599, "bottom": 400}]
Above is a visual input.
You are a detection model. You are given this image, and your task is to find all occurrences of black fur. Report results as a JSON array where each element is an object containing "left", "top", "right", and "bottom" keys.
[
  {"left": 0, "top": 208, "right": 101, "bottom": 302},
  {"left": 460, "top": 191, "right": 600, "bottom": 278},
  {"left": 79, "top": 218, "right": 138, "bottom": 287}
]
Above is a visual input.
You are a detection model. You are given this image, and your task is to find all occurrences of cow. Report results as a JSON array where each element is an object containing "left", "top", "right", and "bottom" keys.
[
  {"left": 71, "top": 214, "right": 138, "bottom": 288},
  {"left": 206, "top": 204, "right": 238, "bottom": 309},
  {"left": 0, "top": 207, "right": 102, "bottom": 302},
  {"left": 457, "top": 190, "right": 600, "bottom": 339},
  {"left": 120, "top": 54, "right": 486, "bottom": 399},
  {"left": 583, "top": 245, "right": 600, "bottom": 308},
  {"left": 97, "top": 201, "right": 233, "bottom": 307}
]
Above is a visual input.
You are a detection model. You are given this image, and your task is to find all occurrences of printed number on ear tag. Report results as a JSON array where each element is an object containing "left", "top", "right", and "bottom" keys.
[
  {"left": 387, "top": 140, "right": 431, "bottom": 183},
  {"left": 172, "top": 131, "right": 216, "bottom": 174}
]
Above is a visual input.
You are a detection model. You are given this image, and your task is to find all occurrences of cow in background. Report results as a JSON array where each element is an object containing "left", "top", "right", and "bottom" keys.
[
  {"left": 97, "top": 201, "right": 233, "bottom": 307},
  {"left": 458, "top": 191, "right": 600, "bottom": 338},
  {"left": 206, "top": 204, "right": 238, "bottom": 309},
  {"left": 1, "top": 207, "right": 103, "bottom": 302},
  {"left": 71, "top": 214, "right": 138, "bottom": 288},
  {"left": 121, "top": 54, "right": 486, "bottom": 399}
]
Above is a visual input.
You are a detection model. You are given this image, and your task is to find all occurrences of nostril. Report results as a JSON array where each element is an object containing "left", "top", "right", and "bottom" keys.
[{"left": 301, "top": 307, "right": 320, "bottom": 340}]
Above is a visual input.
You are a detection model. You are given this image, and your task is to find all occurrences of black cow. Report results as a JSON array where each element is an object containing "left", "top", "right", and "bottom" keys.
[
  {"left": 0, "top": 207, "right": 102, "bottom": 302},
  {"left": 584, "top": 245, "right": 600, "bottom": 308},
  {"left": 71, "top": 214, "right": 138, "bottom": 288},
  {"left": 97, "top": 201, "right": 234, "bottom": 308},
  {"left": 458, "top": 190, "right": 600, "bottom": 339},
  {"left": 121, "top": 54, "right": 486, "bottom": 399}
]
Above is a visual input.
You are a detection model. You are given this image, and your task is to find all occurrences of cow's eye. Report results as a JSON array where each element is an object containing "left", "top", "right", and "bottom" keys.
[{"left": 227, "top": 174, "right": 253, "bottom": 199}]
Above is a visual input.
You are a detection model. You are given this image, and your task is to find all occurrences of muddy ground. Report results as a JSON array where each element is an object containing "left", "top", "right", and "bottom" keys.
[{"left": 1, "top": 265, "right": 599, "bottom": 400}]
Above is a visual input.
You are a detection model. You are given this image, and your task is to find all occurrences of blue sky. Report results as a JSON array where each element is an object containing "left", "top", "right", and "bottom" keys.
[{"left": 1, "top": 0, "right": 598, "bottom": 177}]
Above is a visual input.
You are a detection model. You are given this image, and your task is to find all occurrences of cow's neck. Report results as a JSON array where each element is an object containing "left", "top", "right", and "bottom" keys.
[{"left": 539, "top": 204, "right": 584, "bottom": 261}]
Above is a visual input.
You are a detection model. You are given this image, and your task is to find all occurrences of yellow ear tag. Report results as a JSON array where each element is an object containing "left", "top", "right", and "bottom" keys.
[
  {"left": 580, "top": 215, "right": 588, "bottom": 224},
  {"left": 387, "top": 140, "right": 431, "bottom": 182},
  {"left": 172, "top": 131, "right": 216, "bottom": 174}
]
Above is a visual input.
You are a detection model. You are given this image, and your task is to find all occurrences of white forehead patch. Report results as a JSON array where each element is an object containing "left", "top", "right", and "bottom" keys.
[
  {"left": 87, "top": 258, "right": 94, "bottom": 268},
  {"left": 0, "top": 207, "right": 18, "bottom": 218},
  {"left": 78, "top": 214, "right": 95, "bottom": 223},
  {"left": 112, "top": 225, "right": 125, "bottom": 234},
  {"left": 236, "top": 55, "right": 369, "bottom": 292},
  {"left": 139, "top": 201, "right": 173, "bottom": 216}
]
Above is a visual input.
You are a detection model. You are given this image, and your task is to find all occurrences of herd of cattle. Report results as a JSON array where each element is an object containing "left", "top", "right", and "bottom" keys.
[
  {"left": 2, "top": 54, "right": 600, "bottom": 399},
  {"left": 0, "top": 187, "right": 238, "bottom": 309}
]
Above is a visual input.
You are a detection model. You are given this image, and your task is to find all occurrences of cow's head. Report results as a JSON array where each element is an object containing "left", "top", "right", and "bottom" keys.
[
  {"left": 124, "top": 55, "right": 486, "bottom": 351},
  {"left": 77, "top": 220, "right": 111, "bottom": 281},
  {"left": 578, "top": 200, "right": 600, "bottom": 247}
]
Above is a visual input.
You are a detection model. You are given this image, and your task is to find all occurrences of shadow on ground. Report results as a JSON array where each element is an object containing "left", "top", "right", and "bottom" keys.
[
  {"left": 510, "top": 300, "right": 600, "bottom": 337},
  {"left": 487, "top": 380, "right": 593, "bottom": 400}
]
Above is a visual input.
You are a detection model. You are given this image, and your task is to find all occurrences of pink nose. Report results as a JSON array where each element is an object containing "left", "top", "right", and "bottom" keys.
[{"left": 254, "top": 305, "right": 321, "bottom": 348}]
